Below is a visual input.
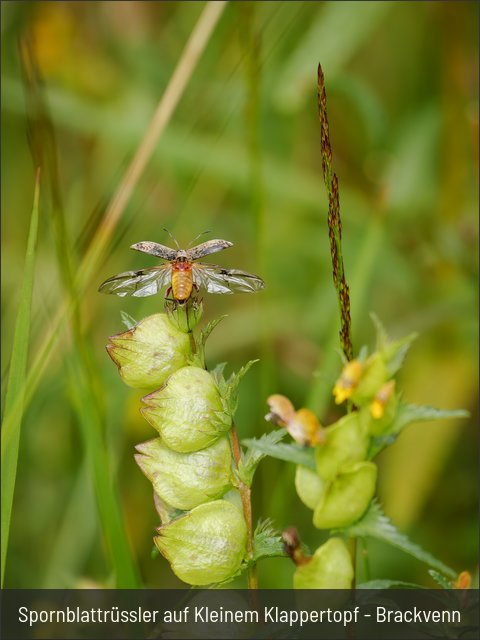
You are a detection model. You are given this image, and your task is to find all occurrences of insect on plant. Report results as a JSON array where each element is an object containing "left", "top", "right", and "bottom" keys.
[{"left": 98, "top": 230, "right": 265, "bottom": 302}]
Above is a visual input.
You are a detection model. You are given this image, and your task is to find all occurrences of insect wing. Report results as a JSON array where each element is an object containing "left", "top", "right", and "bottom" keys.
[
  {"left": 130, "top": 241, "right": 177, "bottom": 261},
  {"left": 98, "top": 265, "right": 172, "bottom": 297},
  {"left": 192, "top": 263, "right": 265, "bottom": 294},
  {"left": 186, "top": 239, "right": 233, "bottom": 261}
]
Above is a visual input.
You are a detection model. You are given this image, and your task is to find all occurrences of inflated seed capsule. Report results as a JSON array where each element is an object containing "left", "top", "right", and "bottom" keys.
[
  {"left": 106, "top": 314, "right": 191, "bottom": 390},
  {"left": 155, "top": 500, "right": 247, "bottom": 585},
  {"left": 295, "top": 465, "right": 326, "bottom": 510},
  {"left": 313, "top": 461, "right": 377, "bottom": 529},
  {"left": 135, "top": 437, "right": 232, "bottom": 511},
  {"left": 293, "top": 538, "right": 353, "bottom": 589},
  {"left": 315, "top": 411, "right": 370, "bottom": 482},
  {"left": 141, "top": 367, "right": 231, "bottom": 453}
]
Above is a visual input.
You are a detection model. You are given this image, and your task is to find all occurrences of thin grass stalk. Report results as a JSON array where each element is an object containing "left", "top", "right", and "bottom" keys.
[
  {"left": 67, "top": 350, "right": 139, "bottom": 587},
  {"left": 317, "top": 64, "right": 353, "bottom": 361},
  {"left": 2, "top": 1, "right": 228, "bottom": 490},
  {"left": 240, "top": 6, "right": 279, "bottom": 569},
  {"left": 1, "top": 170, "right": 40, "bottom": 586},
  {"left": 240, "top": 2, "right": 275, "bottom": 403},
  {"left": 306, "top": 215, "right": 384, "bottom": 414},
  {"left": 78, "top": 0, "right": 228, "bottom": 292},
  {"left": 19, "top": 40, "right": 140, "bottom": 587}
]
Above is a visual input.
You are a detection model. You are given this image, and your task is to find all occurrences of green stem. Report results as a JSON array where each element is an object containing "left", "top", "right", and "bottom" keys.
[
  {"left": 349, "top": 536, "right": 357, "bottom": 589},
  {"left": 229, "top": 424, "right": 258, "bottom": 590},
  {"left": 361, "top": 537, "right": 370, "bottom": 583}
]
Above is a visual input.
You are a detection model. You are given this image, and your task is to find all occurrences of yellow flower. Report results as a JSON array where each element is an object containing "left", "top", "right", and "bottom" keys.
[
  {"left": 333, "top": 360, "right": 364, "bottom": 404},
  {"left": 265, "top": 395, "right": 324, "bottom": 446},
  {"left": 370, "top": 380, "right": 395, "bottom": 419}
]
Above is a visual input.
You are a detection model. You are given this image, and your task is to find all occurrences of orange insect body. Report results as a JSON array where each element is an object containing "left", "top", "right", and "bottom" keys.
[{"left": 171, "top": 260, "right": 193, "bottom": 301}]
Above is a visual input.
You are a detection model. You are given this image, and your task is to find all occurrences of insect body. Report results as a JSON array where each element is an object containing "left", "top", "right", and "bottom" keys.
[
  {"left": 171, "top": 257, "right": 194, "bottom": 301},
  {"left": 98, "top": 237, "right": 265, "bottom": 302}
]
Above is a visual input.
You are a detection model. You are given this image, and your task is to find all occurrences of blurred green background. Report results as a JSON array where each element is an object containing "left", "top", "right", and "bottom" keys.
[{"left": 1, "top": 1, "right": 478, "bottom": 588}]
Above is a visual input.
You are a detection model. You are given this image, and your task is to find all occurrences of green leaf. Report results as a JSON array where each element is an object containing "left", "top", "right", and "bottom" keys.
[
  {"left": 358, "top": 579, "right": 426, "bottom": 589},
  {"left": 223, "top": 360, "right": 258, "bottom": 415},
  {"left": 343, "top": 501, "right": 456, "bottom": 578},
  {"left": 200, "top": 315, "right": 226, "bottom": 349},
  {"left": 370, "top": 313, "right": 389, "bottom": 350},
  {"left": 209, "top": 361, "right": 227, "bottom": 387},
  {"left": 242, "top": 432, "right": 316, "bottom": 470},
  {"left": 428, "top": 569, "right": 453, "bottom": 590},
  {"left": 1, "top": 172, "right": 40, "bottom": 586},
  {"left": 392, "top": 403, "right": 469, "bottom": 433},
  {"left": 238, "top": 430, "right": 286, "bottom": 486},
  {"left": 252, "top": 519, "right": 286, "bottom": 562},
  {"left": 66, "top": 350, "right": 141, "bottom": 587},
  {"left": 383, "top": 333, "right": 418, "bottom": 377},
  {"left": 368, "top": 402, "right": 469, "bottom": 459}
]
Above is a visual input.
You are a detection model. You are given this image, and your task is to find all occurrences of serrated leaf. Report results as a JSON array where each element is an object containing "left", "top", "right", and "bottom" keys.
[
  {"left": 358, "top": 579, "right": 426, "bottom": 589},
  {"left": 383, "top": 333, "right": 418, "bottom": 377},
  {"left": 370, "top": 312, "right": 388, "bottom": 350},
  {"left": 200, "top": 315, "right": 226, "bottom": 348},
  {"left": 429, "top": 569, "right": 453, "bottom": 590},
  {"left": 210, "top": 362, "right": 227, "bottom": 387},
  {"left": 120, "top": 310, "right": 137, "bottom": 329},
  {"left": 224, "top": 360, "right": 258, "bottom": 415},
  {"left": 238, "top": 430, "right": 286, "bottom": 486},
  {"left": 392, "top": 403, "right": 469, "bottom": 433},
  {"left": 252, "top": 519, "right": 286, "bottom": 561},
  {"left": 242, "top": 434, "right": 316, "bottom": 470},
  {"left": 344, "top": 501, "right": 456, "bottom": 578},
  {"left": 368, "top": 402, "right": 469, "bottom": 459}
]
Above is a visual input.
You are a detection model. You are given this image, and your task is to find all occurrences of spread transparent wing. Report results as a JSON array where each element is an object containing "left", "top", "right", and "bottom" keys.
[
  {"left": 98, "top": 265, "right": 172, "bottom": 297},
  {"left": 130, "top": 241, "right": 177, "bottom": 261},
  {"left": 186, "top": 239, "right": 233, "bottom": 261},
  {"left": 192, "top": 263, "right": 265, "bottom": 294}
]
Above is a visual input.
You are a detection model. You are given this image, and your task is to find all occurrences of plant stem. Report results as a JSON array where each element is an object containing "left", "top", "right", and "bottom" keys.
[
  {"left": 188, "top": 330, "right": 197, "bottom": 356},
  {"left": 229, "top": 424, "right": 258, "bottom": 590},
  {"left": 349, "top": 536, "right": 357, "bottom": 589}
]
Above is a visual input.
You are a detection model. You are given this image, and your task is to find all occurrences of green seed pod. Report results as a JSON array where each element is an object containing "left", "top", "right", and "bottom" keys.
[
  {"left": 135, "top": 437, "right": 232, "bottom": 511},
  {"left": 295, "top": 465, "right": 326, "bottom": 510},
  {"left": 107, "top": 314, "right": 191, "bottom": 390},
  {"left": 293, "top": 538, "right": 353, "bottom": 589},
  {"left": 313, "top": 461, "right": 377, "bottom": 529},
  {"left": 315, "top": 412, "right": 370, "bottom": 482},
  {"left": 141, "top": 367, "right": 231, "bottom": 452},
  {"left": 155, "top": 500, "right": 247, "bottom": 585},
  {"left": 165, "top": 297, "right": 203, "bottom": 333}
]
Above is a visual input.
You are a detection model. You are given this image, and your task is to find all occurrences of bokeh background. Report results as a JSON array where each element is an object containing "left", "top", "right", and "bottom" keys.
[{"left": 1, "top": 1, "right": 478, "bottom": 588}]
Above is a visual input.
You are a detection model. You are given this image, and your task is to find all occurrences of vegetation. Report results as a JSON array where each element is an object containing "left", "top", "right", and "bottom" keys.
[{"left": 1, "top": 1, "right": 478, "bottom": 588}]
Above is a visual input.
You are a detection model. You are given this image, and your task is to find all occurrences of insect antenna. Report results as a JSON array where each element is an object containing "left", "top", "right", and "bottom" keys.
[
  {"left": 187, "top": 230, "right": 211, "bottom": 248},
  {"left": 162, "top": 227, "right": 180, "bottom": 250}
]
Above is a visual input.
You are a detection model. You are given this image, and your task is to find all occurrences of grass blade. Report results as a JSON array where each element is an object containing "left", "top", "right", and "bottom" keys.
[
  {"left": 66, "top": 350, "right": 140, "bottom": 587},
  {"left": 0, "top": 1, "right": 229, "bottom": 456},
  {"left": 1, "top": 170, "right": 40, "bottom": 586}
]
